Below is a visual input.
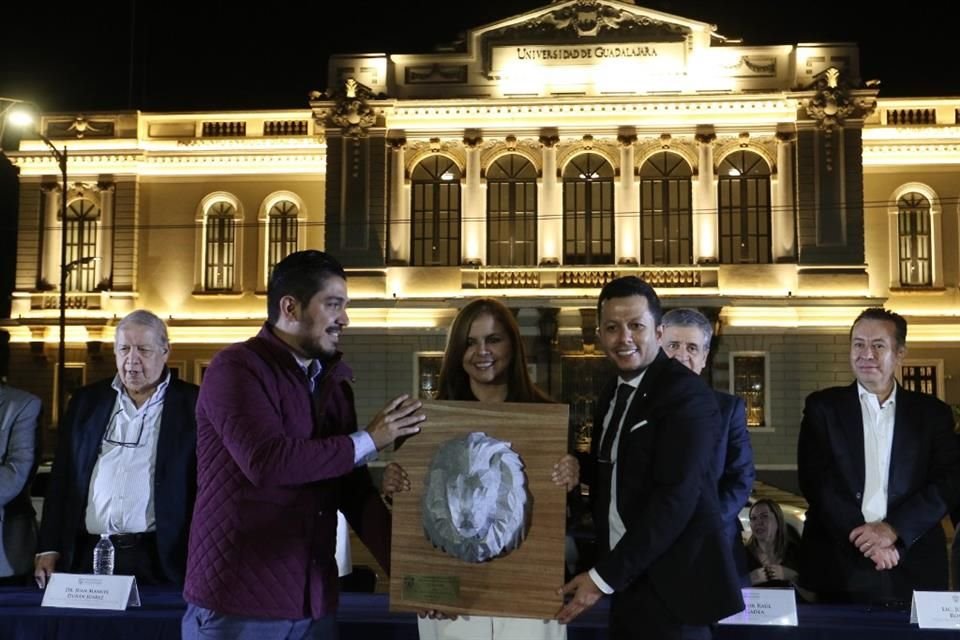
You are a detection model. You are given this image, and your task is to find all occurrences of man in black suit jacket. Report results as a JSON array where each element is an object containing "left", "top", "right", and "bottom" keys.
[
  {"left": 798, "top": 307, "right": 960, "bottom": 604},
  {"left": 662, "top": 308, "right": 755, "bottom": 584},
  {"left": 34, "top": 310, "right": 198, "bottom": 587},
  {"left": 558, "top": 277, "right": 743, "bottom": 640}
]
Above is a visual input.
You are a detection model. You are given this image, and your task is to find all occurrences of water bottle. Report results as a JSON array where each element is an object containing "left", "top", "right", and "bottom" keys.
[{"left": 92, "top": 534, "right": 115, "bottom": 575}]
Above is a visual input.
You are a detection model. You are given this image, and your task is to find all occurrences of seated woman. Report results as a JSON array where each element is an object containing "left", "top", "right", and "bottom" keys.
[{"left": 745, "top": 499, "right": 802, "bottom": 590}]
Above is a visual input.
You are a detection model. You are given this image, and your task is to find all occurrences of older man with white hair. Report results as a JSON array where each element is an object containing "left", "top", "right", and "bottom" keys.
[{"left": 34, "top": 309, "right": 198, "bottom": 588}]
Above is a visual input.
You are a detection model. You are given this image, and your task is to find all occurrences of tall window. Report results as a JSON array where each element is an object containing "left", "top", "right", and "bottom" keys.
[
  {"left": 267, "top": 200, "right": 299, "bottom": 280},
  {"left": 897, "top": 192, "right": 931, "bottom": 286},
  {"left": 487, "top": 154, "right": 537, "bottom": 266},
  {"left": 563, "top": 153, "right": 614, "bottom": 264},
  {"left": 639, "top": 152, "right": 693, "bottom": 265},
  {"left": 730, "top": 353, "right": 768, "bottom": 428},
  {"left": 718, "top": 151, "right": 771, "bottom": 264},
  {"left": 411, "top": 156, "right": 461, "bottom": 266},
  {"left": 64, "top": 198, "right": 100, "bottom": 291},
  {"left": 205, "top": 200, "right": 237, "bottom": 291}
]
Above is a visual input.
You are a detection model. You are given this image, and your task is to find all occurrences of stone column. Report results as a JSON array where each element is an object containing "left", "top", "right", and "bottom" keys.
[
  {"left": 386, "top": 137, "right": 408, "bottom": 264},
  {"left": 616, "top": 133, "right": 638, "bottom": 263},
  {"left": 462, "top": 134, "right": 485, "bottom": 264},
  {"left": 41, "top": 183, "right": 61, "bottom": 288},
  {"left": 539, "top": 134, "right": 562, "bottom": 264},
  {"left": 773, "top": 130, "right": 797, "bottom": 261},
  {"left": 694, "top": 131, "right": 718, "bottom": 262},
  {"left": 97, "top": 182, "right": 115, "bottom": 287}
]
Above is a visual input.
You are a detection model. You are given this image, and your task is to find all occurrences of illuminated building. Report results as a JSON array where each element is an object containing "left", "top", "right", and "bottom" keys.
[{"left": 6, "top": 1, "right": 959, "bottom": 477}]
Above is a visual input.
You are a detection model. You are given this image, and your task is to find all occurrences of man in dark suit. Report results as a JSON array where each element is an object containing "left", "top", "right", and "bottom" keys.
[
  {"left": 0, "top": 382, "right": 41, "bottom": 583},
  {"left": 661, "top": 308, "right": 755, "bottom": 584},
  {"left": 34, "top": 309, "right": 198, "bottom": 587},
  {"left": 798, "top": 307, "right": 960, "bottom": 605},
  {"left": 558, "top": 277, "right": 743, "bottom": 640}
]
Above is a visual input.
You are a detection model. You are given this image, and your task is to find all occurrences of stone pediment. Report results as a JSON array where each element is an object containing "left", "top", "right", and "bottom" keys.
[
  {"left": 476, "top": 0, "right": 711, "bottom": 45},
  {"left": 473, "top": 1, "right": 714, "bottom": 76}
]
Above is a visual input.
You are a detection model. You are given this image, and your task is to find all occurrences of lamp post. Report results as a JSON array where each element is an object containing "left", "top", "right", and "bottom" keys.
[
  {"left": 1, "top": 100, "right": 74, "bottom": 423},
  {"left": 40, "top": 135, "right": 71, "bottom": 424}
]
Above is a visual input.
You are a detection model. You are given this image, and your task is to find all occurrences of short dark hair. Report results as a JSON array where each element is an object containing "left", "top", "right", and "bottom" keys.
[
  {"left": 851, "top": 307, "right": 907, "bottom": 348},
  {"left": 267, "top": 250, "right": 347, "bottom": 324},
  {"left": 596, "top": 276, "right": 663, "bottom": 326},
  {"left": 662, "top": 308, "right": 713, "bottom": 348}
]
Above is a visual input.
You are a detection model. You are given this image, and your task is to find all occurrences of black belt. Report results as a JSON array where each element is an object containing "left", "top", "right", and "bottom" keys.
[{"left": 86, "top": 531, "right": 156, "bottom": 550}]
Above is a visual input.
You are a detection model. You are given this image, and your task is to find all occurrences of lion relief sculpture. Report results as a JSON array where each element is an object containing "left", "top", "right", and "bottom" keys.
[{"left": 422, "top": 432, "right": 530, "bottom": 563}]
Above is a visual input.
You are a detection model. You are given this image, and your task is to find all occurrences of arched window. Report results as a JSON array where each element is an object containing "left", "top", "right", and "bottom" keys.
[
  {"left": 897, "top": 192, "right": 932, "bottom": 286},
  {"left": 639, "top": 152, "right": 693, "bottom": 265},
  {"left": 563, "top": 153, "right": 614, "bottom": 265},
  {"left": 487, "top": 154, "right": 537, "bottom": 266},
  {"left": 718, "top": 150, "right": 771, "bottom": 264},
  {"left": 267, "top": 199, "right": 300, "bottom": 280},
  {"left": 204, "top": 200, "right": 237, "bottom": 291},
  {"left": 64, "top": 198, "right": 100, "bottom": 291},
  {"left": 411, "top": 156, "right": 461, "bottom": 266}
]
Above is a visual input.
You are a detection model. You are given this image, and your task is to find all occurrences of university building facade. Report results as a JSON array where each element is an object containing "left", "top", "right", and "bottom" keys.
[{"left": 6, "top": 1, "right": 960, "bottom": 479}]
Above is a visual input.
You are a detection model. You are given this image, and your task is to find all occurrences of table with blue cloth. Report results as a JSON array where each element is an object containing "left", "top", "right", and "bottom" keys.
[{"left": 0, "top": 587, "right": 952, "bottom": 639}]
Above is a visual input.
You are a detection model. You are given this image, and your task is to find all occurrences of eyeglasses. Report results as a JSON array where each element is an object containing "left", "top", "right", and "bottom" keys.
[{"left": 103, "top": 408, "right": 146, "bottom": 448}]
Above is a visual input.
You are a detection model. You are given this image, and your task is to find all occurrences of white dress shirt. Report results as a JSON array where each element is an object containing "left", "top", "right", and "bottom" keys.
[
  {"left": 858, "top": 383, "right": 897, "bottom": 523},
  {"left": 589, "top": 371, "right": 646, "bottom": 594},
  {"left": 85, "top": 373, "right": 170, "bottom": 535}
]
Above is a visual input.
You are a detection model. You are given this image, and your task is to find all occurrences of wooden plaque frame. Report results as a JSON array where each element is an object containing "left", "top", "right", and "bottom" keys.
[{"left": 388, "top": 400, "right": 569, "bottom": 619}]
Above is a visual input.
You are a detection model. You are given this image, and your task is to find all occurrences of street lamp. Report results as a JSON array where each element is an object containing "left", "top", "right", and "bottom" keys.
[
  {"left": 0, "top": 98, "right": 35, "bottom": 147},
  {"left": 1, "top": 100, "right": 74, "bottom": 423}
]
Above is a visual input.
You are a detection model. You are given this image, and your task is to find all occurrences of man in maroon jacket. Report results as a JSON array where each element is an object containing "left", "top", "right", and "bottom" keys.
[{"left": 182, "top": 250, "right": 424, "bottom": 639}]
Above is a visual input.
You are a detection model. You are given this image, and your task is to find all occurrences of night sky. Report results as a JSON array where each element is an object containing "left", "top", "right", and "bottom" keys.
[{"left": 2, "top": 0, "right": 957, "bottom": 114}]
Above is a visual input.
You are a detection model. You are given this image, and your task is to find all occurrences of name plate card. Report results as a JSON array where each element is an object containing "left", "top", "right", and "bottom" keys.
[
  {"left": 910, "top": 591, "right": 960, "bottom": 629},
  {"left": 41, "top": 573, "right": 141, "bottom": 611},
  {"left": 717, "top": 588, "right": 798, "bottom": 626}
]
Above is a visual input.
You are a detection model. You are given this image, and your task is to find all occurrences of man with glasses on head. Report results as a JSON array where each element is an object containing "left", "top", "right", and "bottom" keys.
[{"left": 34, "top": 309, "right": 198, "bottom": 588}]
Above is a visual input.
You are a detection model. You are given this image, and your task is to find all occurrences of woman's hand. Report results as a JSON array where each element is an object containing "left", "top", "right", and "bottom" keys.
[
  {"left": 382, "top": 462, "right": 410, "bottom": 499},
  {"left": 749, "top": 567, "right": 768, "bottom": 585},
  {"left": 552, "top": 454, "right": 580, "bottom": 492}
]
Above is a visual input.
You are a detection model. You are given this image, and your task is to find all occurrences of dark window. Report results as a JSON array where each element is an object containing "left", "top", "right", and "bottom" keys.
[
  {"left": 561, "top": 355, "right": 613, "bottom": 454},
  {"left": 639, "top": 152, "right": 693, "bottom": 265},
  {"left": 563, "top": 153, "right": 614, "bottom": 264},
  {"left": 64, "top": 198, "right": 99, "bottom": 292},
  {"left": 411, "top": 156, "right": 461, "bottom": 266},
  {"left": 897, "top": 192, "right": 932, "bottom": 286},
  {"left": 205, "top": 201, "right": 236, "bottom": 291},
  {"left": 901, "top": 364, "right": 937, "bottom": 397},
  {"left": 487, "top": 154, "right": 538, "bottom": 266},
  {"left": 267, "top": 200, "right": 299, "bottom": 280},
  {"left": 718, "top": 151, "right": 771, "bottom": 264},
  {"left": 733, "top": 354, "right": 766, "bottom": 427}
]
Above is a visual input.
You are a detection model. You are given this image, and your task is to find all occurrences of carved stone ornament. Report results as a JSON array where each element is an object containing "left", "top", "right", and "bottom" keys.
[
  {"left": 491, "top": 0, "right": 687, "bottom": 39},
  {"left": 802, "top": 67, "right": 877, "bottom": 130},
  {"left": 422, "top": 432, "right": 530, "bottom": 563},
  {"left": 539, "top": 134, "right": 560, "bottom": 148},
  {"left": 326, "top": 78, "right": 378, "bottom": 138},
  {"left": 47, "top": 115, "right": 114, "bottom": 139}
]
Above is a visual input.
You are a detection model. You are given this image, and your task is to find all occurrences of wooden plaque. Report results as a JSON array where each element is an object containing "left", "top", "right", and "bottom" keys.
[{"left": 389, "top": 400, "right": 569, "bottom": 619}]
